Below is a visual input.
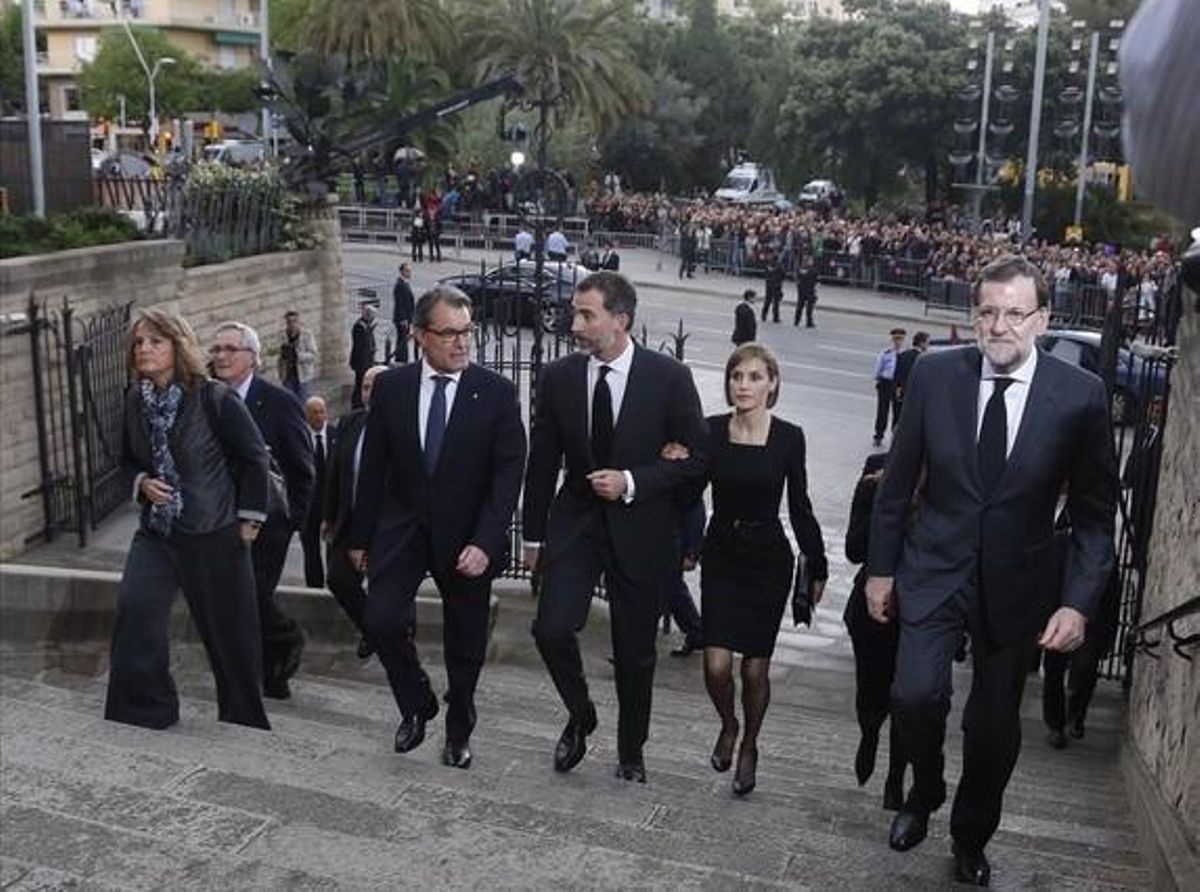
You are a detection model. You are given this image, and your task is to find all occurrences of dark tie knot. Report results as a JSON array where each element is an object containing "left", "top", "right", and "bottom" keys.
[
  {"left": 432, "top": 374, "right": 450, "bottom": 388},
  {"left": 598, "top": 365, "right": 612, "bottom": 380},
  {"left": 991, "top": 376, "right": 1014, "bottom": 395}
]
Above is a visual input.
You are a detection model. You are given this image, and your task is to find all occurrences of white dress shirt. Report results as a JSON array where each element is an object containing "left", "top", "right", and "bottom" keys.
[
  {"left": 976, "top": 347, "right": 1038, "bottom": 458},
  {"left": 417, "top": 359, "right": 463, "bottom": 448}
]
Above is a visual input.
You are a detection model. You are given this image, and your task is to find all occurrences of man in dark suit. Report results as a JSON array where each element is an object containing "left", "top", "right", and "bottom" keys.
[
  {"left": 522, "top": 271, "right": 709, "bottom": 783},
  {"left": 210, "top": 322, "right": 315, "bottom": 700},
  {"left": 893, "top": 330, "right": 929, "bottom": 417},
  {"left": 392, "top": 263, "right": 415, "bottom": 363},
  {"left": 349, "top": 287, "right": 527, "bottom": 769},
  {"left": 349, "top": 297, "right": 378, "bottom": 409},
  {"left": 322, "top": 365, "right": 389, "bottom": 660},
  {"left": 732, "top": 289, "right": 757, "bottom": 345},
  {"left": 762, "top": 255, "right": 784, "bottom": 323},
  {"left": 866, "top": 255, "right": 1117, "bottom": 886},
  {"left": 599, "top": 242, "right": 621, "bottom": 271},
  {"left": 794, "top": 257, "right": 818, "bottom": 328},
  {"left": 300, "top": 395, "right": 334, "bottom": 588}
]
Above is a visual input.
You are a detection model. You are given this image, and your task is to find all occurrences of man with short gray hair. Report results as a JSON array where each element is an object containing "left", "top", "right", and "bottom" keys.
[{"left": 211, "top": 321, "right": 314, "bottom": 700}]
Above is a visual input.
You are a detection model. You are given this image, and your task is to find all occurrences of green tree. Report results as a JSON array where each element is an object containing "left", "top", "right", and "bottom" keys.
[
  {"left": 463, "top": 0, "right": 647, "bottom": 166},
  {"left": 302, "top": 0, "right": 451, "bottom": 66},
  {"left": 200, "top": 67, "right": 262, "bottom": 114},
  {"left": 77, "top": 28, "right": 203, "bottom": 128},
  {"left": 269, "top": 0, "right": 312, "bottom": 53}
]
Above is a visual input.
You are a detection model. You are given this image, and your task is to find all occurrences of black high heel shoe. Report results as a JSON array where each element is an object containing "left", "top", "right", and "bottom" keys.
[
  {"left": 732, "top": 744, "right": 758, "bottom": 797},
  {"left": 711, "top": 722, "right": 739, "bottom": 772}
]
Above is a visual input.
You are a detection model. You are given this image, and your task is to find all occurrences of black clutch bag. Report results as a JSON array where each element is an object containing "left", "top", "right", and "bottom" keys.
[{"left": 791, "top": 554, "right": 812, "bottom": 628}]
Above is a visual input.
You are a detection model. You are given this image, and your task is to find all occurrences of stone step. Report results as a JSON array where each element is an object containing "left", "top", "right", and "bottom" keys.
[{"left": 0, "top": 657, "right": 1150, "bottom": 890}]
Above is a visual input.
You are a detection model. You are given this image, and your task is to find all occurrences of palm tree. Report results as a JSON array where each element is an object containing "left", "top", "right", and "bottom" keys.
[
  {"left": 461, "top": 0, "right": 646, "bottom": 165},
  {"left": 303, "top": 0, "right": 452, "bottom": 66}
]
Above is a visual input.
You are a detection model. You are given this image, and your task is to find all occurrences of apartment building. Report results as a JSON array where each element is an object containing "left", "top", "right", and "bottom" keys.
[{"left": 32, "top": 0, "right": 262, "bottom": 118}]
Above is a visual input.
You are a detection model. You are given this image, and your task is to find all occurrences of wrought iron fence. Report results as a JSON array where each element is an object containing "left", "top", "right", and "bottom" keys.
[{"left": 18, "top": 298, "right": 133, "bottom": 547}]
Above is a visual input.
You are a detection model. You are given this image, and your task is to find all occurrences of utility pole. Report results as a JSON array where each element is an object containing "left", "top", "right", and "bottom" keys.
[
  {"left": 1073, "top": 30, "right": 1100, "bottom": 229},
  {"left": 971, "top": 31, "right": 996, "bottom": 227},
  {"left": 260, "top": 0, "right": 271, "bottom": 148},
  {"left": 1021, "top": 0, "right": 1051, "bottom": 244},
  {"left": 22, "top": 0, "right": 45, "bottom": 217}
]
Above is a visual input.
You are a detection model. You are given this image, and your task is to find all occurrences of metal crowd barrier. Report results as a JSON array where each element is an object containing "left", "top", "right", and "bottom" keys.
[{"left": 924, "top": 278, "right": 973, "bottom": 317}]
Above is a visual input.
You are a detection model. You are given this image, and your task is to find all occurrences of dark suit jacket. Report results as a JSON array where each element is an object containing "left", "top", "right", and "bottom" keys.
[
  {"left": 732, "top": 302, "right": 757, "bottom": 344},
  {"left": 305, "top": 423, "right": 337, "bottom": 529},
  {"left": 894, "top": 347, "right": 922, "bottom": 395},
  {"left": 522, "top": 345, "right": 710, "bottom": 585},
  {"left": 869, "top": 346, "right": 1117, "bottom": 645},
  {"left": 600, "top": 249, "right": 620, "bottom": 271},
  {"left": 349, "top": 363, "right": 527, "bottom": 578},
  {"left": 349, "top": 319, "right": 376, "bottom": 373},
  {"left": 323, "top": 409, "right": 366, "bottom": 545},
  {"left": 393, "top": 278, "right": 415, "bottom": 330},
  {"left": 245, "top": 375, "right": 316, "bottom": 531}
]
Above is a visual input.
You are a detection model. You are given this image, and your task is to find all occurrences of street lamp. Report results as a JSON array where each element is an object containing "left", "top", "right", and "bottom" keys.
[
  {"left": 147, "top": 56, "right": 176, "bottom": 147},
  {"left": 510, "top": 150, "right": 526, "bottom": 169}
]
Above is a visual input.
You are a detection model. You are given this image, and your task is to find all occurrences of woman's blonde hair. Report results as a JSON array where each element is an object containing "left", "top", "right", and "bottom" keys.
[
  {"left": 127, "top": 307, "right": 208, "bottom": 391},
  {"left": 724, "top": 342, "right": 781, "bottom": 408}
]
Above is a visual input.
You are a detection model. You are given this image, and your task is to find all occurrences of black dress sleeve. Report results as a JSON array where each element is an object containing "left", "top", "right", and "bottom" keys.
[
  {"left": 784, "top": 422, "right": 828, "bottom": 581},
  {"left": 844, "top": 476, "right": 878, "bottom": 565}
]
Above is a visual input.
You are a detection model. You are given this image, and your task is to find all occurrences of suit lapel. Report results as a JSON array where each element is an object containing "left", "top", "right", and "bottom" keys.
[
  {"left": 995, "top": 349, "right": 1056, "bottom": 495},
  {"left": 951, "top": 347, "right": 984, "bottom": 494},
  {"left": 435, "top": 364, "right": 480, "bottom": 475},
  {"left": 393, "top": 364, "right": 422, "bottom": 469},
  {"left": 569, "top": 353, "right": 592, "bottom": 465},
  {"left": 610, "top": 346, "right": 643, "bottom": 463}
]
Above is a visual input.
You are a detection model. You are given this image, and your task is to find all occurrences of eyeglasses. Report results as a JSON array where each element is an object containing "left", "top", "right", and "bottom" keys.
[
  {"left": 973, "top": 306, "right": 1044, "bottom": 330},
  {"left": 421, "top": 325, "right": 477, "bottom": 343},
  {"left": 209, "top": 345, "right": 253, "bottom": 355}
]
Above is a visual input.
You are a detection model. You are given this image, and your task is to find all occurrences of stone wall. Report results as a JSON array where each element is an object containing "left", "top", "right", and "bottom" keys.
[
  {"left": 0, "top": 214, "right": 344, "bottom": 559},
  {"left": 1127, "top": 287, "right": 1200, "bottom": 883}
]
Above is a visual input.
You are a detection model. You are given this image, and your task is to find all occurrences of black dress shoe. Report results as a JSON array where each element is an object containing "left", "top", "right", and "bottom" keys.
[
  {"left": 710, "top": 722, "right": 738, "bottom": 773},
  {"left": 394, "top": 691, "right": 439, "bottom": 754},
  {"left": 1046, "top": 728, "right": 1067, "bottom": 749},
  {"left": 855, "top": 731, "right": 879, "bottom": 785},
  {"left": 888, "top": 808, "right": 929, "bottom": 851},
  {"left": 264, "top": 637, "right": 305, "bottom": 699},
  {"left": 553, "top": 703, "right": 597, "bottom": 773},
  {"left": 356, "top": 636, "right": 374, "bottom": 660},
  {"left": 442, "top": 739, "right": 472, "bottom": 770},
  {"left": 953, "top": 844, "right": 991, "bottom": 886},
  {"left": 1068, "top": 717, "right": 1085, "bottom": 740},
  {"left": 670, "top": 639, "right": 703, "bottom": 657},
  {"left": 615, "top": 758, "right": 647, "bottom": 783},
  {"left": 263, "top": 676, "right": 291, "bottom": 700},
  {"left": 732, "top": 744, "right": 757, "bottom": 797}
]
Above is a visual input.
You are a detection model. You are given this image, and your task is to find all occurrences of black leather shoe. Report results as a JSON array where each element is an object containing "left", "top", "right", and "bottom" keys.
[
  {"left": 394, "top": 691, "right": 439, "bottom": 754},
  {"left": 264, "top": 636, "right": 305, "bottom": 699},
  {"left": 553, "top": 703, "right": 597, "bottom": 773},
  {"left": 615, "top": 758, "right": 647, "bottom": 783},
  {"left": 1068, "top": 717, "right": 1085, "bottom": 740},
  {"left": 442, "top": 739, "right": 472, "bottom": 770},
  {"left": 670, "top": 639, "right": 703, "bottom": 657},
  {"left": 953, "top": 844, "right": 991, "bottom": 886},
  {"left": 1046, "top": 728, "right": 1067, "bottom": 749},
  {"left": 732, "top": 744, "right": 757, "bottom": 797},
  {"left": 855, "top": 731, "right": 879, "bottom": 785},
  {"left": 356, "top": 636, "right": 374, "bottom": 660},
  {"left": 710, "top": 722, "right": 738, "bottom": 773},
  {"left": 888, "top": 808, "right": 929, "bottom": 851},
  {"left": 262, "top": 676, "right": 291, "bottom": 700}
]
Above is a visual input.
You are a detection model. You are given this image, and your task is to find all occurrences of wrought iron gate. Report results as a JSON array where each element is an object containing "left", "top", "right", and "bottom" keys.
[{"left": 23, "top": 298, "right": 132, "bottom": 547}]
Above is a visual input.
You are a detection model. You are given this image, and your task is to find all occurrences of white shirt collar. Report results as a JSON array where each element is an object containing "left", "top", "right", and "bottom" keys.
[
  {"left": 981, "top": 344, "right": 1038, "bottom": 385},
  {"left": 421, "top": 358, "right": 464, "bottom": 385},
  {"left": 589, "top": 337, "right": 634, "bottom": 376},
  {"left": 233, "top": 374, "right": 253, "bottom": 401}
]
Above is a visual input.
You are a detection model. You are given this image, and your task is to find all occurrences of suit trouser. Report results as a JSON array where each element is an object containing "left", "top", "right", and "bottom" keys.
[
  {"left": 326, "top": 542, "right": 368, "bottom": 635},
  {"left": 251, "top": 518, "right": 305, "bottom": 678},
  {"left": 365, "top": 534, "right": 490, "bottom": 743},
  {"left": 1042, "top": 638, "right": 1104, "bottom": 732},
  {"left": 533, "top": 515, "right": 661, "bottom": 763},
  {"left": 761, "top": 291, "right": 782, "bottom": 322},
  {"left": 794, "top": 295, "right": 816, "bottom": 327},
  {"left": 105, "top": 526, "right": 269, "bottom": 730},
  {"left": 891, "top": 590, "right": 1034, "bottom": 853},
  {"left": 663, "top": 534, "right": 702, "bottom": 644},
  {"left": 874, "top": 380, "right": 896, "bottom": 439},
  {"left": 300, "top": 514, "right": 325, "bottom": 589}
]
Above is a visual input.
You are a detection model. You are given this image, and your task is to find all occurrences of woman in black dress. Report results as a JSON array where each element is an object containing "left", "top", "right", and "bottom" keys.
[{"left": 677, "top": 343, "right": 828, "bottom": 796}]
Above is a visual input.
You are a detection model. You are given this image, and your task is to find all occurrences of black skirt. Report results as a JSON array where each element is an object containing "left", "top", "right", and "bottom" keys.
[{"left": 700, "top": 518, "right": 794, "bottom": 657}]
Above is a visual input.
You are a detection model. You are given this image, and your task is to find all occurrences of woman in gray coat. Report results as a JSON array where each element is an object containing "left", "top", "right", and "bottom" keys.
[{"left": 105, "top": 308, "right": 272, "bottom": 730}]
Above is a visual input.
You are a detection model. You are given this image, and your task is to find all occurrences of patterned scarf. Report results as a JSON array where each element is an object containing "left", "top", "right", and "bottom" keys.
[{"left": 139, "top": 378, "right": 184, "bottom": 537}]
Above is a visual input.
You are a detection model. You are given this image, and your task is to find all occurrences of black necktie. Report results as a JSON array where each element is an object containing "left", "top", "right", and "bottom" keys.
[
  {"left": 979, "top": 377, "right": 1014, "bottom": 493},
  {"left": 424, "top": 375, "right": 449, "bottom": 474},
  {"left": 591, "top": 365, "right": 614, "bottom": 469},
  {"left": 314, "top": 432, "right": 325, "bottom": 478}
]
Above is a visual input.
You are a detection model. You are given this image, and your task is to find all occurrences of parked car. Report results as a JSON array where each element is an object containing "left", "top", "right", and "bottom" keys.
[
  {"left": 202, "top": 140, "right": 267, "bottom": 166},
  {"left": 437, "top": 259, "right": 591, "bottom": 333},
  {"left": 1037, "top": 329, "right": 1167, "bottom": 425}
]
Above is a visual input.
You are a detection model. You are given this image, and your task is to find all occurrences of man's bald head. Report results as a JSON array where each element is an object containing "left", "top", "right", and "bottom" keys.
[
  {"left": 362, "top": 364, "right": 388, "bottom": 406},
  {"left": 304, "top": 395, "right": 327, "bottom": 432}
]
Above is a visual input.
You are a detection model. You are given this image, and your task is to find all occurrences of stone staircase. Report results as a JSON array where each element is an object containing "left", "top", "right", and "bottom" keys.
[{"left": 0, "top": 595, "right": 1148, "bottom": 889}]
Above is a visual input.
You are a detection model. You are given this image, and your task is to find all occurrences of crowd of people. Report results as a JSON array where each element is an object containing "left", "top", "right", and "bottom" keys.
[{"left": 106, "top": 254, "right": 1123, "bottom": 886}]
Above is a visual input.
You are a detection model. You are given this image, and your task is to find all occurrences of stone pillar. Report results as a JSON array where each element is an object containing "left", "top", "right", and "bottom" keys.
[{"left": 299, "top": 195, "right": 349, "bottom": 401}]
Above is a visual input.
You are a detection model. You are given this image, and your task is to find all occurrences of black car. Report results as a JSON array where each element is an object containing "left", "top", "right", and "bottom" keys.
[
  {"left": 1037, "top": 329, "right": 1168, "bottom": 425},
  {"left": 438, "top": 260, "right": 591, "bottom": 333}
]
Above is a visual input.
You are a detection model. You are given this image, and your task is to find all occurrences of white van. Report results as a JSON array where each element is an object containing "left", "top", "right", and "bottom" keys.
[
  {"left": 715, "top": 162, "right": 786, "bottom": 206},
  {"left": 202, "top": 140, "right": 267, "bottom": 166},
  {"left": 799, "top": 179, "right": 840, "bottom": 207}
]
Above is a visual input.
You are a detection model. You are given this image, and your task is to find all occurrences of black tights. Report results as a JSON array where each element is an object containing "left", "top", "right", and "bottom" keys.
[{"left": 704, "top": 647, "right": 771, "bottom": 754}]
